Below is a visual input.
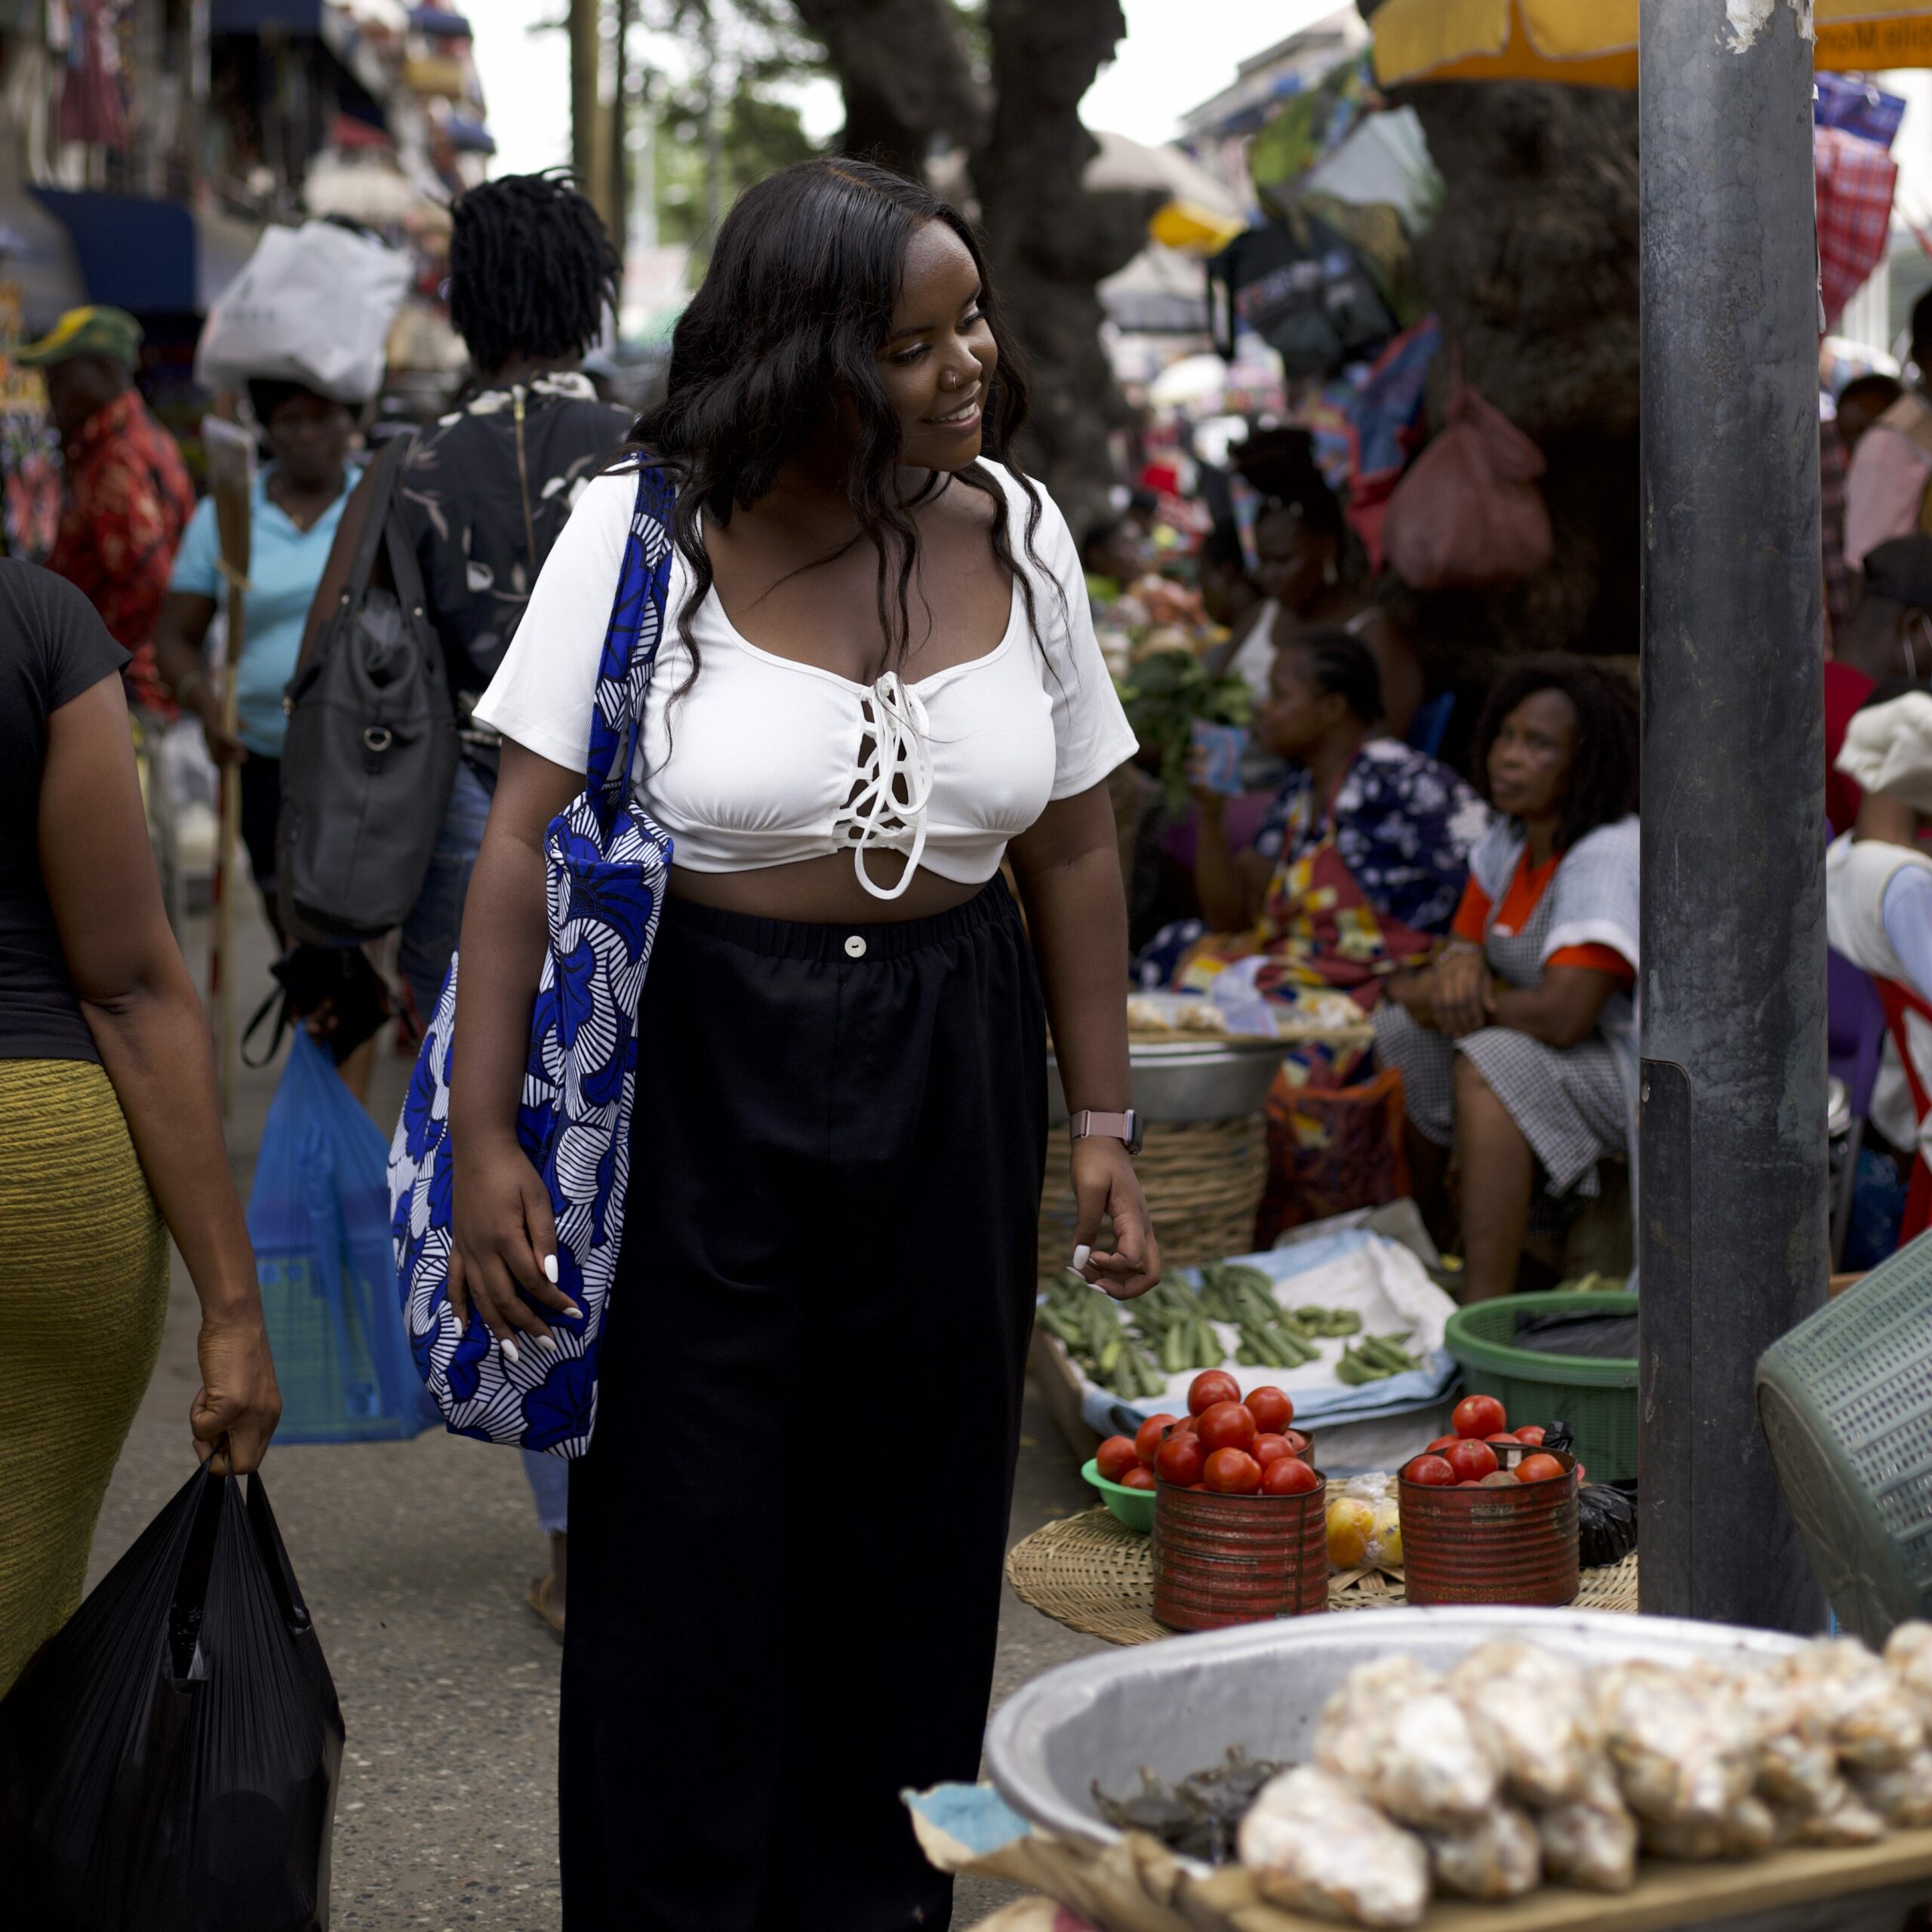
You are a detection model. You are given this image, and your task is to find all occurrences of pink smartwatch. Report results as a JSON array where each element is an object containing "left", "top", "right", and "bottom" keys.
[{"left": 1069, "top": 1108, "right": 1143, "bottom": 1156}]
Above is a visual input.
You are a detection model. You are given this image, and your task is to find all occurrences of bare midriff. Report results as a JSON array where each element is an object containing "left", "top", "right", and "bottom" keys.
[{"left": 666, "top": 851, "right": 987, "bottom": 924}]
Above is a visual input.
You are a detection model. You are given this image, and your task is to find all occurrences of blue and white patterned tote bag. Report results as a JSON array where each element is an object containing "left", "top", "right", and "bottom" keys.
[{"left": 388, "top": 464, "right": 675, "bottom": 1454}]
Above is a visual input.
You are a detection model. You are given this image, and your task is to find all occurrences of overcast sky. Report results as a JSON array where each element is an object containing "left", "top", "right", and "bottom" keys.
[{"left": 464, "top": 0, "right": 1346, "bottom": 181}]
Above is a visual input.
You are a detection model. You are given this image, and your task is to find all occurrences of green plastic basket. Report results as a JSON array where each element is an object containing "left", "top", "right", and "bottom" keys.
[
  {"left": 1443, "top": 1291, "right": 1639, "bottom": 1481},
  {"left": 1758, "top": 1235, "right": 1932, "bottom": 1646}
]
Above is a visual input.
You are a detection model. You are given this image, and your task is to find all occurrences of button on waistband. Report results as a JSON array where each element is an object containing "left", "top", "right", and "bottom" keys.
[{"left": 844, "top": 934, "right": 867, "bottom": 959}]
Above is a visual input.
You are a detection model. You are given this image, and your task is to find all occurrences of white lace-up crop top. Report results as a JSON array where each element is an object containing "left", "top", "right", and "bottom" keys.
[{"left": 472, "top": 460, "right": 1138, "bottom": 898}]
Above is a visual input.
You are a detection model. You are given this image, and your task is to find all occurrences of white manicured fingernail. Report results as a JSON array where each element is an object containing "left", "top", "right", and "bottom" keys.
[
  {"left": 562, "top": 1301, "right": 583, "bottom": 1318},
  {"left": 500, "top": 1335, "right": 521, "bottom": 1365},
  {"left": 537, "top": 1334, "right": 558, "bottom": 1352},
  {"left": 543, "top": 1254, "right": 558, "bottom": 1284},
  {"left": 1072, "top": 1244, "right": 1092, "bottom": 1272}
]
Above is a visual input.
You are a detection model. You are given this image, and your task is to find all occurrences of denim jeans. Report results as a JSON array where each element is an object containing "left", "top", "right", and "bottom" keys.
[
  {"left": 401, "top": 761, "right": 568, "bottom": 1538},
  {"left": 398, "top": 758, "right": 495, "bottom": 1024},
  {"left": 524, "top": 1447, "right": 571, "bottom": 1537}
]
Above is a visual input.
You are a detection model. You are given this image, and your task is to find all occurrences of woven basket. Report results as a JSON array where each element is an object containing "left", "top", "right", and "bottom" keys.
[
  {"left": 1006, "top": 1506, "right": 1638, "bottom": 1647},
  {"left": 1038, "top": 1114, "right": 1266, "bottom": 1273}
]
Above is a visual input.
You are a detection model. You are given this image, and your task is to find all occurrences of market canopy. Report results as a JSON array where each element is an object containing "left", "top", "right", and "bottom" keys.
[{"left": 1370, "top": 0, "right": 1932, "bottom": 88}]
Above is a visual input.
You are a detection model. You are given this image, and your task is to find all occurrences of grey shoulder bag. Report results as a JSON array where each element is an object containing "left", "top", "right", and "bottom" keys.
[{"left": 277, "top": 436, "right": 459, "bottom": 946}]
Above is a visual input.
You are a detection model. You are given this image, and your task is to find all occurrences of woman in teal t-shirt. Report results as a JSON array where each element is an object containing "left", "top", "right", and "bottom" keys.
[{"left": 155, "top": 380, "right": 358, "bottom": 932}]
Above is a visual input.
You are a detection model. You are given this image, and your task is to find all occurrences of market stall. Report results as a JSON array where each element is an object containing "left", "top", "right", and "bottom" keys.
[{"left": 918, "top": 1608, "right": 1932, "bottom": 1931}]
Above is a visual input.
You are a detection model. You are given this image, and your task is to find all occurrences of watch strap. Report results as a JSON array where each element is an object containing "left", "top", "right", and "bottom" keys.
[{"left": 1070, "top": 1109, "right": 1134, "bottom": 1143}]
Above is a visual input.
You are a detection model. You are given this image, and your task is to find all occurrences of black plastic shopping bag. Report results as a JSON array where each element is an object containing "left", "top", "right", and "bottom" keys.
[{"left": 0, "top": 1462, "right": 343, "bottom": 1930}]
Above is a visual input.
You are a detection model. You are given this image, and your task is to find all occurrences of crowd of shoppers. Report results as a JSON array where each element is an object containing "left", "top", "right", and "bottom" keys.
[{"left": 12, "top": 134, "right": 1925, "bottom": 1930}]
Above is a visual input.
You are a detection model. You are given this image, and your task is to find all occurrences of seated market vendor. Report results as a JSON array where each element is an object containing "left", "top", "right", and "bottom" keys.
[
  {"left": 1142, "top": 629, "right": 1488, "bottom": 1006},
  {"left": 1373, "top": 656, "right": 1640, "bottom": 1303}
]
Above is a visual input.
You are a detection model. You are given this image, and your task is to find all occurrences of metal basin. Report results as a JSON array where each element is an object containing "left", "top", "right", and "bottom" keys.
[
  {"left": 1047, "top": 1036, "right": 1286, "bottom": 1127},
  {"left": 986, "top": 1604, "right": 1804, "bottom": 1855}
]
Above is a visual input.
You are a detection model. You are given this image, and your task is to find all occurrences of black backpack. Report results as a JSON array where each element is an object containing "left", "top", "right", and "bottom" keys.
[{"left": 276, "top": 435, "right": 458, "bottom": 946}]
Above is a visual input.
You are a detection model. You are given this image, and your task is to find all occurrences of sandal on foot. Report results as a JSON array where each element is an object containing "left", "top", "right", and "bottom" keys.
[{"left": 525, "top": 1573, "right": 565, "bottom": 1639}]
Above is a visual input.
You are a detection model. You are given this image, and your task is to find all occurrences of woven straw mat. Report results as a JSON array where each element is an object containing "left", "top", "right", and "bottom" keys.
[
  {"left": 1006, "top": 1506, "right": 1640, "bottom": 1647},
  {"left": 1039, "top": 1115, "right": 1267, "bottom": 1273}
]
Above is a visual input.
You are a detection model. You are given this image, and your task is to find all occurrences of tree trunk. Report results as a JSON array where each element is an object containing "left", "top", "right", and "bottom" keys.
[
  {"left": 971, "top": 0, "right": 1160, "bottom": 539},
  {"left": 789, "top": 0, "right": 986, "bottom": 176}
]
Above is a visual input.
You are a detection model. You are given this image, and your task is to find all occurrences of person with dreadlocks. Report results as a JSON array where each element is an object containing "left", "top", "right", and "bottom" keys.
[
  {"left": 1373, "top": 656, "right": 1640, "bottom": 1301},
  {"left": 300, "top": 169, "right": 629, "bottom": 1635}
]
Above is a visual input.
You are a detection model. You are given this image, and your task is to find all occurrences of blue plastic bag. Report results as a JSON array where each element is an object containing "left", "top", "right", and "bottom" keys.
[{"left": 249, "top": 1028, "right": 438, "bottom": 1443}]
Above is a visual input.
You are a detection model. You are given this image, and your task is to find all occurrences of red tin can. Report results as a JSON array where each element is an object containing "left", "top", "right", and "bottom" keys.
[
  {"left": 1151, "top": 1474, "right": 1330, "bottom": 1631},
  {"left": 1398, "top": 1451, "right": 1580, "bottom": 1607}
]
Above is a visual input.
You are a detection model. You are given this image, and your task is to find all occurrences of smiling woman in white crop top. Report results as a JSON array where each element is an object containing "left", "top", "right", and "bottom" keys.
[
  {"left": 448, "top": 158, "right": 1160, "bottom": 1932},
  {"left": 475, "top": 456, "right": 1129, "bottom": 899}
]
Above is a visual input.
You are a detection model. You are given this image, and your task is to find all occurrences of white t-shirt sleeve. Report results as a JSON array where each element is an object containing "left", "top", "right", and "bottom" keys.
[
  {"left": 1013, "top": 474, "right": 1139, "bottom": 799},
  {"left": 1883, "top": 863, "right": 1932, "bottom": 1004},
  {"left": 471, "top": 466, "right": 638, "bottom": 773}
]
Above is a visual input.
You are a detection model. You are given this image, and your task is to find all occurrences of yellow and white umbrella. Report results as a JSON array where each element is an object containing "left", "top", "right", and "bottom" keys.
[{"left": 1371, "top": 0, "right": 1932, "bottom": 89}]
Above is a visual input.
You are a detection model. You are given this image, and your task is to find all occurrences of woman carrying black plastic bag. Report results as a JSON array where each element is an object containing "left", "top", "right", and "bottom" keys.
[
  {"left": 451, "top": 161, "right": 1160, "bottom": 1930},
  {"left": 0, "top": 561, "right": 280, "bottom": 1697}
]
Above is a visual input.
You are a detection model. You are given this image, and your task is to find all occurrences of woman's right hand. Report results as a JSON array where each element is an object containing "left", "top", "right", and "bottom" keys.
[
  {"left": 450, "top": 1134, "right": 581, "bottom": 1356},
  {"left": 193, "top": 1309, "right": 281, "bottom": 1474},
  {"left": 1431, "top": 947, "right": 1494, "bottom": 1038}
]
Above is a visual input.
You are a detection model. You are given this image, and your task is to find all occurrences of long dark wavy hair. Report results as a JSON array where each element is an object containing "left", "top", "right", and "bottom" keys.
[{"left": 631, "top": 157, "right": 1051, "bottom": 682}]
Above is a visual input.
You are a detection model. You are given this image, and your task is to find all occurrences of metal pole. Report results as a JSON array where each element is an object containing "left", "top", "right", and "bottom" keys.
[{"left": 1638, "top": 0, "right": 1828, "bottom": 1631}]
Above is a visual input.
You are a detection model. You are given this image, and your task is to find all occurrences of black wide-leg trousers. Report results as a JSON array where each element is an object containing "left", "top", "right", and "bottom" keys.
[{"left": 560, "top": 881, "right": 1047, "bottom": 1932}]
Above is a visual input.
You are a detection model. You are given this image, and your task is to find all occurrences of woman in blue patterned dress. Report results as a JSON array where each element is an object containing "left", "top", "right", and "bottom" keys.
[{"left": 1150, "top": 628, "right": 1487, "bottom": 1007}]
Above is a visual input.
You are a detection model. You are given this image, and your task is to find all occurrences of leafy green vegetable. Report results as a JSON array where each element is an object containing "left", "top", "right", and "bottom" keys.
[{"left": 1117, "top": 650, "right": 1253, "bottom": 817}]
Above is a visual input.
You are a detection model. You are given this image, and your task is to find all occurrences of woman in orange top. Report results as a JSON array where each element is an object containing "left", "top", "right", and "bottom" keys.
[{"left": 1374, "top": 658, "right": 1640, "bottom": 1301}]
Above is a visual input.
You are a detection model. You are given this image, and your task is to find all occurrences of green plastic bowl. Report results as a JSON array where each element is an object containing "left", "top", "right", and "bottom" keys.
[
  {"left": 1082, "top": 1457, "right": 1157, "bottom": 1534},
  {"left": 1444, "top": 1290, "right": 1639, "bottom": 1482}
]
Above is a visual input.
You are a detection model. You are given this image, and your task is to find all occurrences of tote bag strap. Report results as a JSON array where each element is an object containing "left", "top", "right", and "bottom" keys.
[{"left": 585, "top": 462, "right": 677, "bottom": 821}]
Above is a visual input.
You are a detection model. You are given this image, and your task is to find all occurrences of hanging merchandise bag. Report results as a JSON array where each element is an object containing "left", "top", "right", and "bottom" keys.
[
  {"left": 1208, "top": 208, "right": 1397, "bottom": 380},
  {"left": 0, "top": 1462, "right": 343, "bottom": 1931},
  {"left": 1381, "top": 377, "right": 1553, "bottom": 591},
  {"left": 389, "top": 464, "right": 676, "bottom": 1457},
  {"left": 250, "top": 1026, "right": 440, "bottom": 1443},
  {"left": 195, "top": 220, "right": 411, "bottom": 405}
]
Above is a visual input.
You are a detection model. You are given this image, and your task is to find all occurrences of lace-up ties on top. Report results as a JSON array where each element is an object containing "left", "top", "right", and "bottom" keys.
[
  {"left": 835, "top": 672, "right": 936, "bottom": 900},
  {"left": 469, "top": 460, "right": 1143, "bottom": 895}
]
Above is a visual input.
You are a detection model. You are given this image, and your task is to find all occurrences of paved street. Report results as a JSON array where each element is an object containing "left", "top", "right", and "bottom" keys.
[{"left": 85, "top": 892, "right": 1104, "bottom": 1930}]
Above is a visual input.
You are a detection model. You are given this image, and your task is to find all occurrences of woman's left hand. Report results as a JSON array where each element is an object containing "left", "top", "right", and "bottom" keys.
[{"left": 1069, "top": 1137, "right": 1161, "bottom": 1301}]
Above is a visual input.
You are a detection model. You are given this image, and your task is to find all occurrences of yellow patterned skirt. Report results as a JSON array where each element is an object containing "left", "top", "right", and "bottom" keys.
[{"left": 0, "top": 1059, "right": 169, "bottom": 1695}]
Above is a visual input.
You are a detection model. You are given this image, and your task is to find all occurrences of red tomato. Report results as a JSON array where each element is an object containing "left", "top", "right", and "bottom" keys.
[
  {"left": 1515, "top": 1424, "right": 1546, "bottom": 1447},
  {"left": 1245, "top": 1386, "right": 1294, "bottom": 1433},
  {"left": 1516, "top": 1453, "right": 1567, "bottom": 1484},
  {"left": 1284, "top": 1429, "right": 1311, "bottom": 1457},
  {"left": 1096, "top": 1435, "right": 1140, "bottom": 1483},
  {"left": 1155, "top": 1432, "right": 1208, "bottom": 1487},
  {"left": 1251, "top": 1432, "right": 1295, "bottom": 1466},
  {"left": 1187, "top": 1370, "right": 1241, "bottom": 1417},
  {"left": 1404, "top": 1454, "right": 1457, "bottom": 1486},
  {"left": 1426, "top": 1435, "right": 1460, "bottom": 1454},
  {"left": 1197, "top": 1401, "right": 1258, "bottom": 1454},
  {"left": 1171, "top": 1413, "right": 1200, "bottom": 1436},
  {"left": 1485, "top": 1432, "right": 1523, "bottom": 1447},
  {"left": 1457, "top": 1479, "right": 1484, "bottom": 1487},
  {"left": 1444, "top": 1438, "right": 1500, "bottom": 1482},
  {"left": 1117, "top": 1464, "right": 1156, "bottom": 1491},
  {"left": 1260, "top": 1454, "right": 1319, "bottom": 1495},
  {"left": 1203, "top": 1448, "right": 1263, "bottom": 1494},
  {"left": 1453, "top": 1394, "right": 1508, "bottom": 1439},
  {"left": 1134, "top": 1414, "right": 1178, "bottom": 1466}
]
